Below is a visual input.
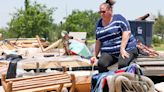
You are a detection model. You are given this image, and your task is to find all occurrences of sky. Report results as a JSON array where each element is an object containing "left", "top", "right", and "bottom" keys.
[{"left": 0, "top": 0, "right": 164, "bottom": 28}]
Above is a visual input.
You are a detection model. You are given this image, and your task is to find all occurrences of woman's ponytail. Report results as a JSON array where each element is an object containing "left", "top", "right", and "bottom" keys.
[{"left": 105, "top": 0, "right": 116, "bottom": 6}]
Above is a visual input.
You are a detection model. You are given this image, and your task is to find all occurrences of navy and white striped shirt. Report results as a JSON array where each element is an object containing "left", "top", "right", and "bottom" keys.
[{"left": 95, "top": 14, "right": 137, "bottom": 57}]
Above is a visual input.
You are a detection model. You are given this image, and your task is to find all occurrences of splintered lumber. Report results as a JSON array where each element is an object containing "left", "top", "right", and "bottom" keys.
[
  {"left": 36, "top": 35, "right": 44, "bottom": 52},
  {"left": 18, "top": 55, "right": 91, "bottom": 69},
  {"left": 0, "top": 44, "right": 15, "bottom": 50},
  {"left": 1, "top": 72, "right": 75, "bottom": 92},
  {"left": 141, "top": 67, "right": 164, "bottom": 76},
  {"left": 135, "top": 57, "right": 164, "bottom": 76},
  {"left": 6, "top": 38, "right": 49, "bottom": 48},
  {"left": 136, "top": 57, "right": 164, "bottom": 61},
  {"left": 7, "top": 38, "right": 43, "bottom": 44},
  {"left": 137, "top": 61, "right": 164, "bottom": 66},
  {"left": 136, "top": 57, "right": 164, "bottom": 66}
]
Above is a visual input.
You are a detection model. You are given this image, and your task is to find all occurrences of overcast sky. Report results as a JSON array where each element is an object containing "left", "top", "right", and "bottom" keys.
[{"left": 0, "top": 0, "right": 164, "bottom": 28}]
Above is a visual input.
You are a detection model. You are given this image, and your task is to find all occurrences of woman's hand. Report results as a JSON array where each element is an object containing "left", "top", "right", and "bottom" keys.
[
  {"left": 120, "top": 49, "right": 129, "bottom": 59},
  {"left": 90, "top": 56, "right": 98, "bottom": 64}
]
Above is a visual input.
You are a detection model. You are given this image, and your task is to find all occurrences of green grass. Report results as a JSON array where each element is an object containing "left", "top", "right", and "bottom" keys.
[
  {"left": 86, "top": 39, "right": 95, "bottom": 46},
  {"left": 153, "top": 44, "right": 164, "bottom": 51},
  {"left": 87, "top": 39, "right": 96, "bottom": 43}
]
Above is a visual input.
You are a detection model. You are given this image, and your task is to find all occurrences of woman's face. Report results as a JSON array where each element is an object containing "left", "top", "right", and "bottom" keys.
[{"left": 99, "top": 4, "right": 112, "bottom": 18}]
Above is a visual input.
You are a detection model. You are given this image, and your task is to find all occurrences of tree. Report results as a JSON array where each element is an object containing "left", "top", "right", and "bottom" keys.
[
  {"left": 48, "top": 23, "right": 63, "bottom": 42},
  {"left": 0, "top": 27, "right": 9, "bottom": 39},
  {"left": 153, "top": 12, "right": 164, "bottom": 40},
  {"left": 63, "top": 10, "right": 100, "bottom": 38},
  {"left": 8, "top": 0, "right": 55, "bottom": 40}
]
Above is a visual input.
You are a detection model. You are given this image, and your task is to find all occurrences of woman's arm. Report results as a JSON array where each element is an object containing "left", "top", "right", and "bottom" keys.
[
  {"left": 91, "top": 40, "right": 101, "bottom": 64},
  {"left": 120, "top": 31, "right": 131, "bottom": 59},
  {"left": 94, "top": 40, "right": 101, "bottom": 58}
]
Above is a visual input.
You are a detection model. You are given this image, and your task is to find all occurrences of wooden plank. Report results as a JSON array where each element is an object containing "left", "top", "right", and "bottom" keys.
[
  {"left": 13, "top": 84, "right": 67, "bottom": 92},
  {"left": 36, "top": 35, "right": 44, "bottom": 52},
  {"left": 143, "top": 70, "right": 164, "bottom": 76},
  {"left": 13, "top": 79, "right": 70, "bottom": 91},
  {"left": 143, "top": 66, "right": 164, "bottom": 70},
  {"left": 6, "top": 72, "right": 64, "bottom": 82},
  {"left": 141, "top": 67, "right": 164, "bottom": 76},
  {"left": 12, "top": 76, "right": 70, "bottom": 86},
  {"left": 136, "top": 57, "right": 164, "bottom": 61},
  {"left": 136, "top": 61, "right": 164, "bottom": 66},
  {"left": 13, "top": 79, "right": 70, "bottom": 88},
  {"left": 12, "top": 75, "right": 70, "bottom": 87}
]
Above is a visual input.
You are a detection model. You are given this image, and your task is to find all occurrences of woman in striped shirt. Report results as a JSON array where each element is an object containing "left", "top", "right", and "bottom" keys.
[{"left": 91, "top": 0, "right": 138, "bottom": 73}]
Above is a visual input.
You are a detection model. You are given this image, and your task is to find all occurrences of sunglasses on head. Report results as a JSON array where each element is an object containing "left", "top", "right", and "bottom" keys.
[{"left": 98, "top": 11, "right": 106, "bottom": 14}]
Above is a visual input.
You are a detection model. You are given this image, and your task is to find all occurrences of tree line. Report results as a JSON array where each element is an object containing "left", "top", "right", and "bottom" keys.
[{"left": 0, "top": 0, "right": 100, "bottom": 42}]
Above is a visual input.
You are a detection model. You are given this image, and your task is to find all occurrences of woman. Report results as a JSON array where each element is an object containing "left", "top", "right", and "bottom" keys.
[{"left": 91, "top": 0, "right": 138, "bottom": 73}]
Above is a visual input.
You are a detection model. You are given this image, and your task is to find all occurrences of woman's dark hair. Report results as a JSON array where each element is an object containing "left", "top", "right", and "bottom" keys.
[{"left": 105, "top": 0, "right": 116, "bottom": 6}]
